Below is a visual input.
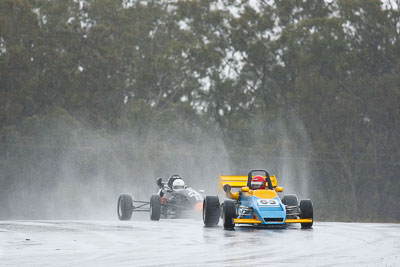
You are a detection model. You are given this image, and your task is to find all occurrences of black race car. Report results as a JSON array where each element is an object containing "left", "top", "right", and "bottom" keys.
[{"left": 117, "top": 175, "right": 204, "bottom": 221}]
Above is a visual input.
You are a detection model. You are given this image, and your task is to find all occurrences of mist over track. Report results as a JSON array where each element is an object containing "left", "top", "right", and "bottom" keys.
[{"left": 0, "top": 219, "right": 399, "bottom": 266}]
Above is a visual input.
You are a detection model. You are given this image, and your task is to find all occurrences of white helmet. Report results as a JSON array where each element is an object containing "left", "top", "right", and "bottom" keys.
[{"left": 172, "top": 179, "right": 185, "bottom": 190}]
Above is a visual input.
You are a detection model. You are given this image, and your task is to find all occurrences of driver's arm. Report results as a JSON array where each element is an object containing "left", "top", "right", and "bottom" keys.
[{"left": 223, "top": 184, "right": 240, "bottom": 200}]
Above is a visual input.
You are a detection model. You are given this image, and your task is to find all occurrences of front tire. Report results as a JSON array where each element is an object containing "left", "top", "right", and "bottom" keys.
[
  {"left": 282, "top": 194, "right": 298, "bottom": 206},
  {"left": 150, "top": 195, "right": 161, "bottom": 221},
  {"left": 117, "top": 194, "right": 133, "bottom": 220},
  {"left": 203, "top": 196, "right": 220, "bottom": 226},
  {"left": 223, "top": 200, "right": 236, "bottom": 230},
  {"left": 300, "top": 199, "right": 313, "bottom": 229}
]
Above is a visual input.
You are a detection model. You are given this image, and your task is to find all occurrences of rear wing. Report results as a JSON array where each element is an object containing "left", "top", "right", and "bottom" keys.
[{"left": 218, "top": 175, "right": 278, "bottom": 193}]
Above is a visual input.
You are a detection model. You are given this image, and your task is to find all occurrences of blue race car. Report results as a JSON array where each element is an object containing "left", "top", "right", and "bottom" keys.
[{"left": 202, "top": 169, "right": 313, "bottom": 229}]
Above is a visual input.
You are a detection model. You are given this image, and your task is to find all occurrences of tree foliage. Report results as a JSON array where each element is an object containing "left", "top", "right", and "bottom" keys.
[{"left": 0, "top": 0, "right": 399, "bottom": 221}]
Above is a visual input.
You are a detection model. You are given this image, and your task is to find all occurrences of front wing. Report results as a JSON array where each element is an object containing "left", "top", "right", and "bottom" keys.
[{"left": 234, "top": 218, "right": 313, "bottom": 224}]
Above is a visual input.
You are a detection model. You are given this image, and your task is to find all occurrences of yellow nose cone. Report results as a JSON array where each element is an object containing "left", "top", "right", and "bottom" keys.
[{"left": 251, "top": 189, "right": 278, "bottom": 199}]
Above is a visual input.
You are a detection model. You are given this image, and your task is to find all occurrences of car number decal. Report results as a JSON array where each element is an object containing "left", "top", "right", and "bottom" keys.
[
  {"left": 257, "top": 199, "right": 279, "bottom": 206},
  {"left": 188, "top": 190, "right": 203, "bottom": 201}
]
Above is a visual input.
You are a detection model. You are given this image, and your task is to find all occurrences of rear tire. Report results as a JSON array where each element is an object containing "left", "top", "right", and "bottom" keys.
[
  {"left": 223, "top": 200, "right": 236, "bottom": 230},
  {"left": 150, "top": 195, "right": 161, "bottom": 221},
  {"left": 282, "top": 194, "right": 298, "bottom": 206},
  {"left": 300, "top": 199, "right": 313, "bottom": 229},
  {"left": 203, "top": 196, "right": 220, "bottom": 226},
  {"left": 117, "top": 194, "right": 133, "bottom": 220}
]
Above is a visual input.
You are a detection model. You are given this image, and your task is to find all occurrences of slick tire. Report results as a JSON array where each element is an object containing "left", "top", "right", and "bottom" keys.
[
  {"left": 117, "top": 194, "right": 133, "bottom": 221},
  {"left": 282, "top": 194, "right": 298, "bottom": 206},
  {"left": 223, "top": 200, "right": 236, "bottom": 230},
  {"left": 150, "top": 195, "right": 161, "bottom": 221},
  {"left": 203, "top": 196, "right": 220, "bottom": 226},
  {"left": 300, "top": 199, "right": 313, "bottom": 229}
]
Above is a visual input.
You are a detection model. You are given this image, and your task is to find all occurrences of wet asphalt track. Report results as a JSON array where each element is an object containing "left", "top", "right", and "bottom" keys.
[{"left": 0, "top": 219, "right": 399, "bottom": 267}]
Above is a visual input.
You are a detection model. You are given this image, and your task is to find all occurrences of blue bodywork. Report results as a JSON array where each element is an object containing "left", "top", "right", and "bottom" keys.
[{"left": 238, "top": 195, "right": 286, "bottom": 225}]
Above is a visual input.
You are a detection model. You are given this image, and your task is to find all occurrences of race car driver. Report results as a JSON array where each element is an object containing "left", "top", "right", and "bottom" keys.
[
  {"left": 223, "top": 175, "right": 267, "bottom": 200},
  {"left": 156, "top": 175, "right": 186, "bottom": 191}
]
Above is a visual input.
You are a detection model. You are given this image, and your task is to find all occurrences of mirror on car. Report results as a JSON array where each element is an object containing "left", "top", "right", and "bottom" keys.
[
  {"left": 275, "top": 187, "right": 284, "bottom": 192},
  {"left": 241, "top": 187, "right": 249, "bottom": 192}
]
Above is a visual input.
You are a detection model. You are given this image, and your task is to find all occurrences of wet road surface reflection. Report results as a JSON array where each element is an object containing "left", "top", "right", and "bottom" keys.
[{"left": 0, "top": 220, "right": 399, "bottom": 266}]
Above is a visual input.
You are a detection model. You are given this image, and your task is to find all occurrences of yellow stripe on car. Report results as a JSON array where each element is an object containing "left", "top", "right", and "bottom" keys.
[
  {"left": 285, "top": 219, "right": 313, "bottom": 223},
  {"left": 234, "top": 218, "right": 262, "bottom": 224}
]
